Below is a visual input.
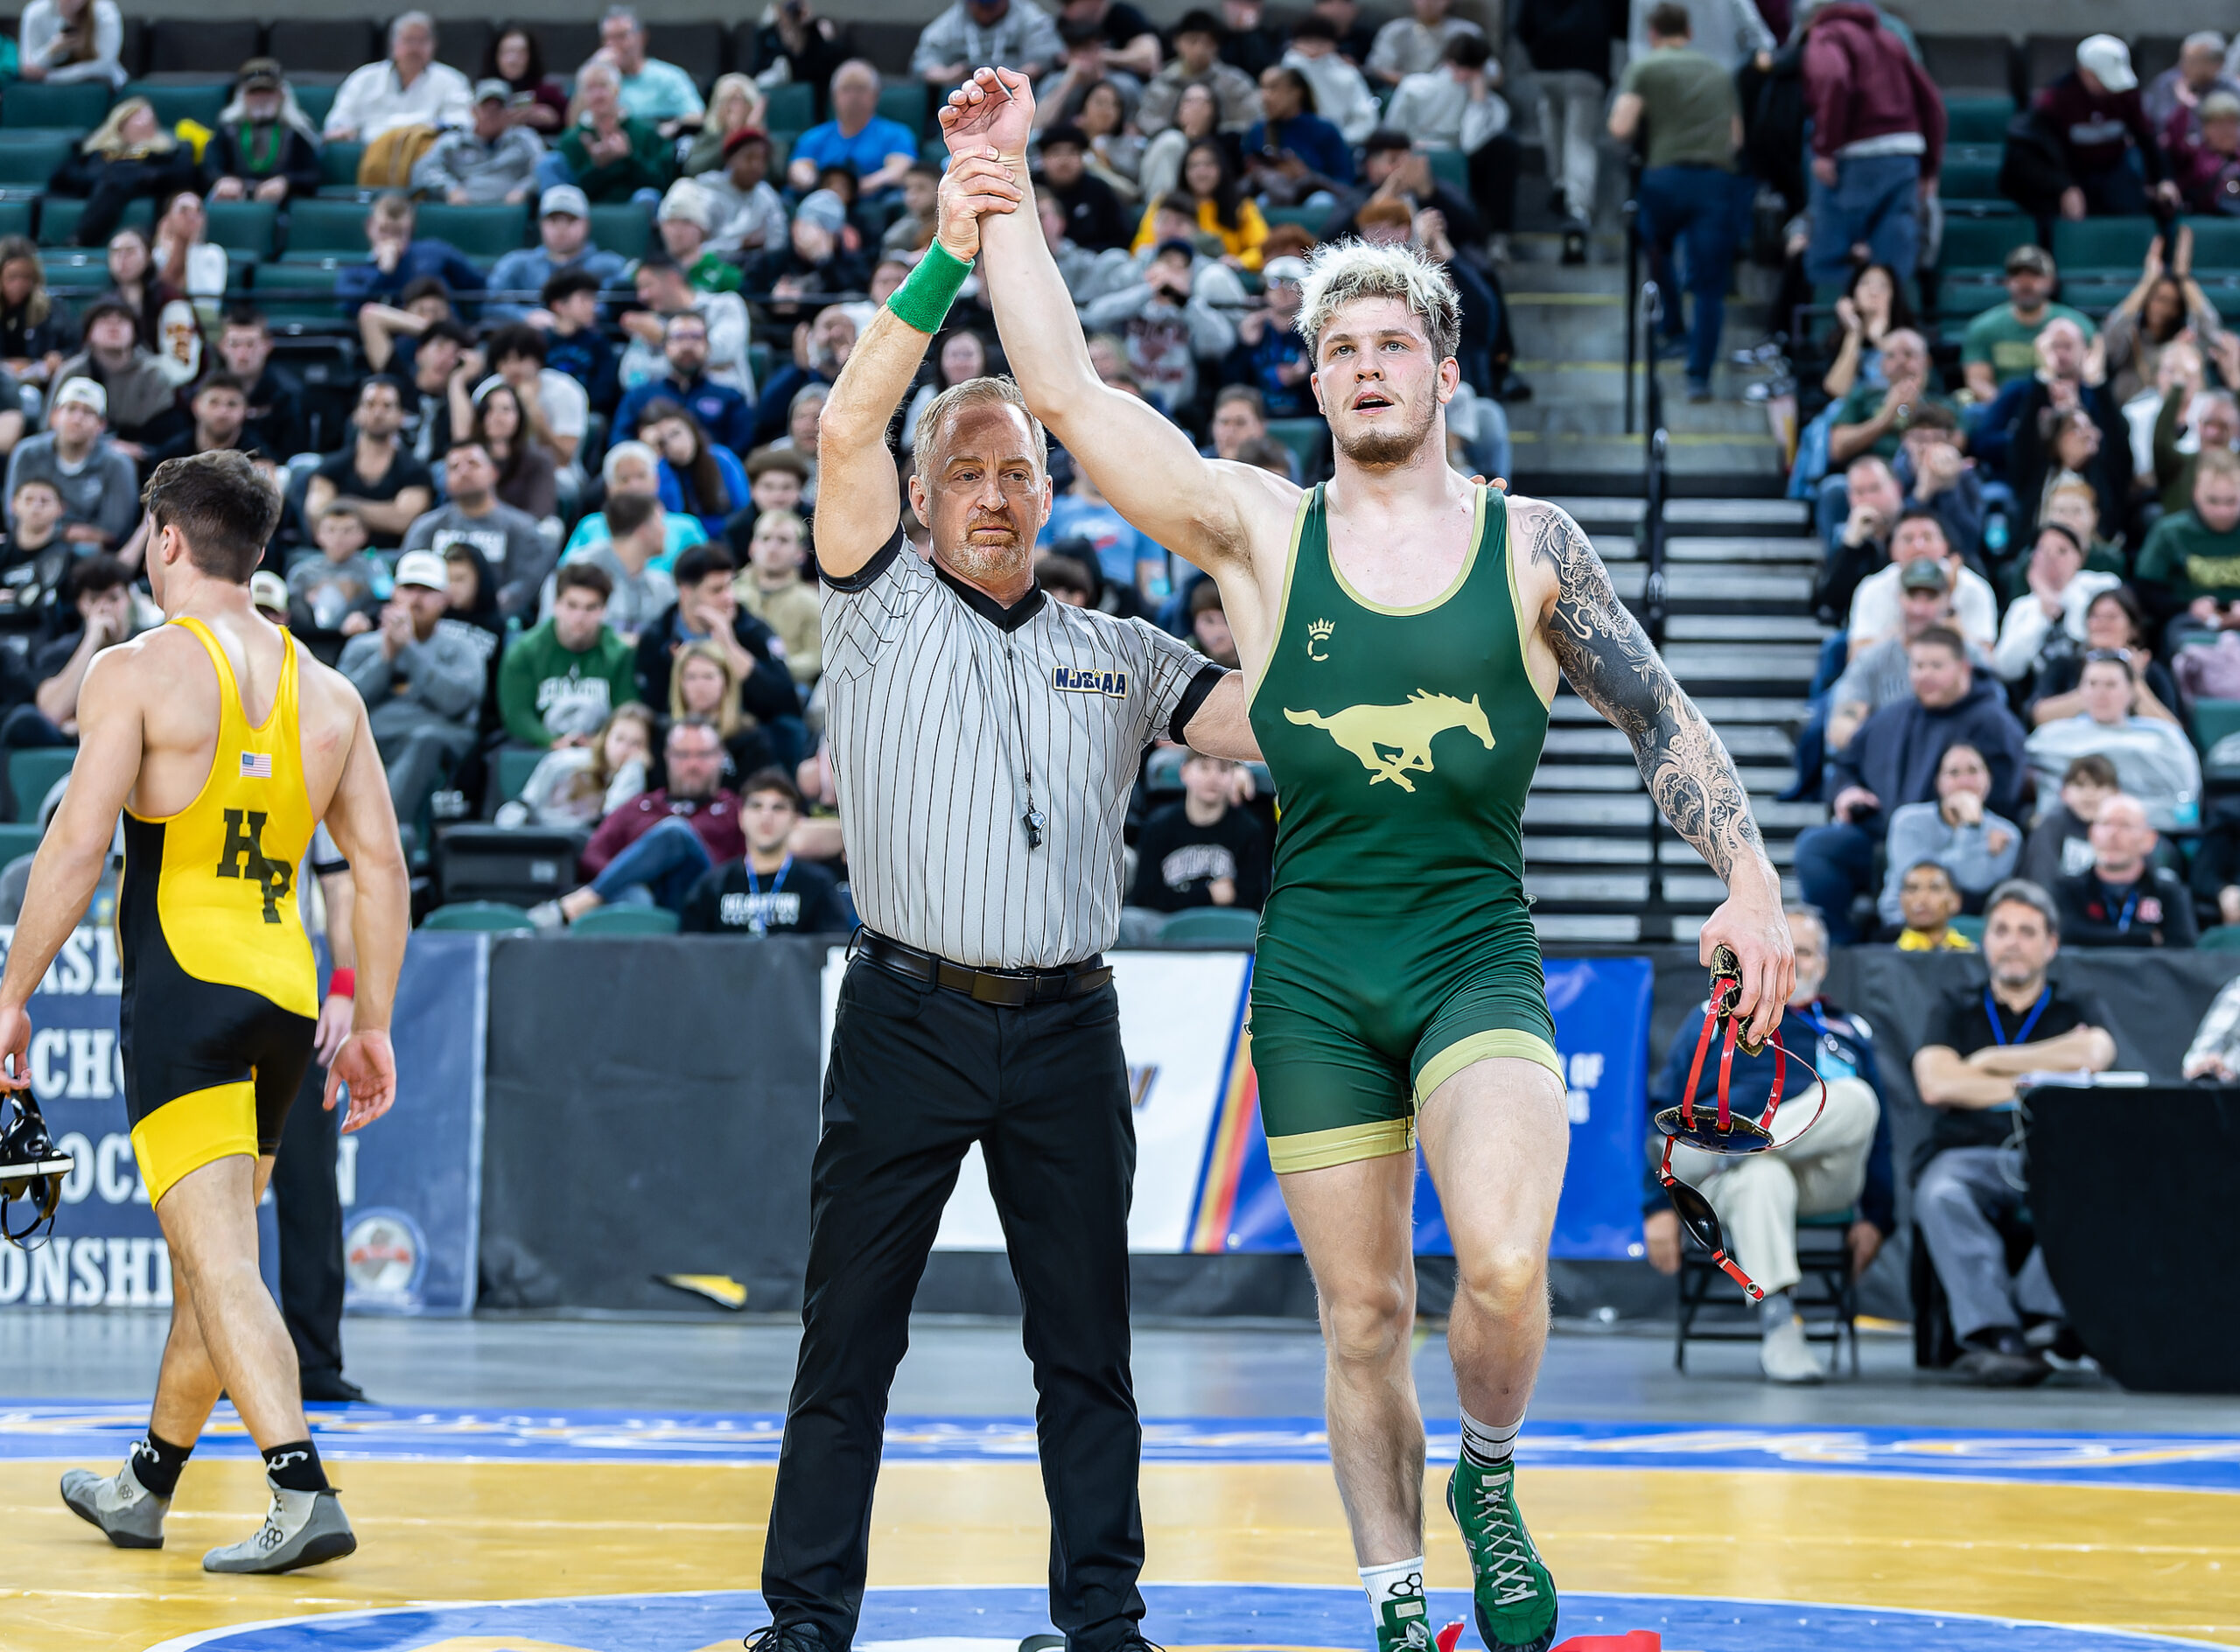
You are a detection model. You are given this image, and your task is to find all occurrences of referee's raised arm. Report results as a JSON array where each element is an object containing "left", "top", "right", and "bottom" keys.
[{"left": 815, "top": 152, "right": 1024, "bottom": 578}]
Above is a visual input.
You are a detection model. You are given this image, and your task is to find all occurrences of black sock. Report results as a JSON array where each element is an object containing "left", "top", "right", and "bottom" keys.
[
  {"left": 262, "top": 1438, "right": 328, "bottom": 1493},
  {"left": 128, "top": 1431, "right": 192, "bottom": 1499}
]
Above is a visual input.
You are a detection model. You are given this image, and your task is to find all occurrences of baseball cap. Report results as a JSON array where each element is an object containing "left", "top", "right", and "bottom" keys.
[
  {"left": 1152, "top": 235, "right": 1198, "bottom": 262},
  {"left": 236, "top": 57, "right": 283, "bottom": 93},
  {"left": 794, "top": 188, "right": 848, "bottom": 235},
  {"left": 2205, "top": 90, "right": 2240, "bottom": 121},
  {"left": 539, "top": 184, "right": 590, "bottom": 219},
  {"left": 658, "top": 179, "right": 714, "bottom": 230},
  {"left": 1900, "top": 559, "right": 1950, "bottom": 593},
  {"left": 473, "top": 78, "right": 512, "bottom": 104},
  {"left": 394, "top": 550, "right": 448, "bottom": 591},
  {"left": 1263, "top": 255, "right": 1308, "bottom": 284},
  {"left": 722, "top": 125, "right": 769, "bottom": 159},
  {"left": 249, "top": 570, "right": 289, "bottom": 615},
  {"left": 2006, "top": 244, "right": 2054, "bottom": 277},
  {"left": 2077, "top": 33, "right": 2137, "bottom": 94},
  {"left": 52, "top": 378, "right": 106, "bottom": 418}
]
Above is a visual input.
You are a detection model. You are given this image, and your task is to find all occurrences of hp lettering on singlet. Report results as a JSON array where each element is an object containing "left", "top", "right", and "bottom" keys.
[{"left": 215, "top": 808, "right": 294, "bottom": 923}]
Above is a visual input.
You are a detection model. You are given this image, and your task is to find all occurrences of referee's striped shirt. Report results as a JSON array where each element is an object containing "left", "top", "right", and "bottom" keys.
[{"left": 821, "top": 530, "right": 1218, "bottom": 970}]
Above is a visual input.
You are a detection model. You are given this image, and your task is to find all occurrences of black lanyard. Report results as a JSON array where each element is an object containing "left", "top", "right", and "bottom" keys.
[{"left": 1984, "top": 986, "right": 2052, "bottom": 1046}]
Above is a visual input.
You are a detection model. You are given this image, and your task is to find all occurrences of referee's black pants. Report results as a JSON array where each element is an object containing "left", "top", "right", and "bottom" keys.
[
  {"left": 274, "top": 1052, "right": 346, "bottom": 1386},
  {"left": 762, "top": 958, "right": 1145, "bottom": 1652}
]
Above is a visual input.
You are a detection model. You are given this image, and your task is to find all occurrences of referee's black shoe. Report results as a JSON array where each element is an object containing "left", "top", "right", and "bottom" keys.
[{"left": 745, "top": 1623, "right": 829, "bottom": 1652}]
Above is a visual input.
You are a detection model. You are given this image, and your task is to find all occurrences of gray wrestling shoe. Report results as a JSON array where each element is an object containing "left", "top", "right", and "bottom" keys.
[
  {"left": 60, "top": 1461, "right": 170, "bottom": 1549},
  {"left": 202, "top": 1479, "right": 357, "bottom": 1573}
]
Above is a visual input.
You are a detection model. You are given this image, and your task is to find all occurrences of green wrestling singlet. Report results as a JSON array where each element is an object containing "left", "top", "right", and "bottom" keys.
[{"left": 1244, "top": 481, "right": 1562, "bottom": 1174}]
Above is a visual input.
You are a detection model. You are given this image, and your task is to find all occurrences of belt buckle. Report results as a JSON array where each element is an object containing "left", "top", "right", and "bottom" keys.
[{"left": 971, "top": 971, "right": 1028, "bottom": 1007}]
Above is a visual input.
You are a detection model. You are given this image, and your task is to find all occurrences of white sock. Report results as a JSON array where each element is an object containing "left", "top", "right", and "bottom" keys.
[
  {"left": 1458, "top": 1406, "right": 1520, "bottom": 1469},
  {"left": 1361, "top": 1556, "right": 1428, "bottom": 1630}
]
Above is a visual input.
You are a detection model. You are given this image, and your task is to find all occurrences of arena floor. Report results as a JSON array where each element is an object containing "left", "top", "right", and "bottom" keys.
[{"left": 5, "top": 1314, "right": 2238, "bottom": 1652}]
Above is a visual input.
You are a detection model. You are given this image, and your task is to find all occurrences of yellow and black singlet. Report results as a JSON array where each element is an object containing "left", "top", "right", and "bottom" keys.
[{"left": 119, "top": 616, "right": 319, "bottom": 1204}]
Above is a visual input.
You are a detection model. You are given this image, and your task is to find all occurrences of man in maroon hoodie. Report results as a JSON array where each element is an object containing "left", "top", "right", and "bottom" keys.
[
  {"left": 2034, "top": 34, "right": 2182, "bottom": 220},
  {"left": 530, "top": 715, "right": 748, "bottom": 927},
  {"left": 1800, "top": 0, "right": 1944, "bottom": 287}
]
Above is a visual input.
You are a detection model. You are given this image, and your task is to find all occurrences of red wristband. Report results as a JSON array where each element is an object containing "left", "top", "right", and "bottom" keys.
[{"left": 327, "top": 968, "right": 355, "bottom": 999}]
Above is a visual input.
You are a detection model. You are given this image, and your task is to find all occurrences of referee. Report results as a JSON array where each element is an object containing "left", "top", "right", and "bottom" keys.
[{"left": 751, "top": 155, "right": 1257, "bottom": 1652}]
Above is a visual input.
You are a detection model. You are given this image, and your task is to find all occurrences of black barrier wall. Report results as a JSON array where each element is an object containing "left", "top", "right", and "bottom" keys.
[{"left": 479, "top": 934, "right": 825, "bottom": 1313}]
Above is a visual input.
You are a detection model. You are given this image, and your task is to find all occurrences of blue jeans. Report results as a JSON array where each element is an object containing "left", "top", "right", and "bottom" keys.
[
  {"left": 1639, "top": 164, "right": 1740, "bottom": 387},
  {"left": 587, "top": 816, "right": 715, "bottom": 913},
  {"left": 1807, "top": 152, "right": 1921, "bottom": 288},
  {"left": 1793, "top": 820, "right": 1879, "bottom": 944}
]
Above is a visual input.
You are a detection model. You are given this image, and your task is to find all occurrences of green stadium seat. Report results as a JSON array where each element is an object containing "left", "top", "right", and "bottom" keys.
[
  {"left": 122, "top": 80, "right": 228, "bottom": 131},
  {"left": 1938, "top": 214, "right": 2039, "bottom": 275},
  {"left": 318, "top": 142, "right": 366, "bottom": 192},
  {"left": 2180, "top": 218, "right": 2240, "bottom": 269},
  {"left": 38, "top": 249, "right": 109, "bottom": 290},
  {"left": 38, "top": 196, "right": 153, "bottom": 247},
  {"left": 1157, "top": 907, "right": 1260, "bottom": 948},
  {"left": 878, "top": 82, "right": 931, "bottom": 136},
  {"left": 1938, "top": 157, "right": 2003, "bottom": 203},
  {"left": 0, "top": 201, "right": 30, "bottom": 241},
  {"left": 280, "top": 198, "right": 370, "bottom": 260},
  {"left": 1945, "top": 95, "right": 2016, "bottom": 146},
  {"left": 2196, "top": 699, "right": 2240, "bottom": 753},
  {"left": 1264, "top": 203, "right": 1332, "bottom": 234},
  {"left": 421, "top": 900, "right": 536, "bottom": 932},
  {"left": 2201, "top": 924, "right": 2240, "bottom": 951},
  {"left": 1947, "top": 914, "right": 1986, "bottom": 946},
  {"left": 568, "top": 904, "right": 679, "bottom": 935},
  {"left": 588, "top": 202, "right": 653, "bottom": 262},
  {"left": 494, "top": 746, "right": 544, "bottom": 805},
  {"left": 2055, "top": 277, "right": 2133, "bottom": 315},
  {"left": 748, "top": 340, "right": 773, "bottom": 389},
  {"left": 2052, "top": 216, "right": 2158, "bottom": 276},
  {"left": 765, "top": 82, "right": 815, "bottom": 133},
  {"left": 0, "top": 821, "right": 39, "bottom": 866},
  {"left": 1424, "top": 149, "right": 1466, "bottom": 193},
  {"left": 250, "top": 260, "right": 348, "bottom": 321},
  {"left": 203, "top": 200, "right": 278, "bottom": 261},
  {"left": 4, "top": 82, "right": 112, "bottom": 130},
  {"left": 1264, "top": 416, "right": 1328, "bottom": 478},
  {"left": 0, "top": 131, "right": 79, "bottom": 189},
  {"left": 414, "top": 201, "right": 530, "bottom": 262},
  {"left": 295, "top": 85, "right": 338, "bottom": 130},
  {"left": 7, "top": 748, "right": 73, "bottom": 822}
]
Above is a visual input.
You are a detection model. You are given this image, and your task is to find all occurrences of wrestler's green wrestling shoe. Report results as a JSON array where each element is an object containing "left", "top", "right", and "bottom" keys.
[
  {"left": 1369, "top": 1573, "right": 1432, "bottom": 1652},
  {"left": 1446, "top": 1458, "right": 1558, "bottom": 1652}
]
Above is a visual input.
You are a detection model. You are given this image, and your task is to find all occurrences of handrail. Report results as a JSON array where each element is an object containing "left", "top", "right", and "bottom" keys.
[
  {"left": 1621, "top": 172, "right": 1642, "bottom": 438},
  {"left": 1638, "top": 275, "right": 1670, "bottom": 932}
]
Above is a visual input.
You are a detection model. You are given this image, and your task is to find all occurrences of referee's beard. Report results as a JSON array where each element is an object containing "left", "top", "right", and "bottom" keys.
[{"left": 942, "top": 516, "right": 1031, "bottom": 592}]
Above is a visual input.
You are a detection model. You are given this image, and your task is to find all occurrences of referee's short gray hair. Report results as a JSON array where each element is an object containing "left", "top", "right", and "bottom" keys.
[
  {"left": 914, "top": 374, "right": 1048, "bottom": 476},
  {"left": 1295, "top": 239, "right": 1461, "bottom": 365},
  {"left": 1984, "top": 878, "right": 2061, "bottom": 936}
]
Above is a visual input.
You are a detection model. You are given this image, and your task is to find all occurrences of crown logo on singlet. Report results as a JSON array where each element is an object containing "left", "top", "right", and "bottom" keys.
[
  {"left": 1283, "top": 691, "right": 1494, "bottom": 793},
  {"left": 1306, "top": 619, "right": 1334, "bottom": 660},
  {"left": 215, "top": 808, "right": 294, "bottom": 924}
]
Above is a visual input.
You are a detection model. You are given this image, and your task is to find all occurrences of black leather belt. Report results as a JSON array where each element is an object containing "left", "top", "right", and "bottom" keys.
[{"left": 852, "top": 928, "right": 1112, "bottom": 1006}]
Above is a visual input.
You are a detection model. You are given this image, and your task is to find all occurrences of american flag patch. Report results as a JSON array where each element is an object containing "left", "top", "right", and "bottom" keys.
[{"left": 239, "top": 752, "right": 272, "bottom": 779}]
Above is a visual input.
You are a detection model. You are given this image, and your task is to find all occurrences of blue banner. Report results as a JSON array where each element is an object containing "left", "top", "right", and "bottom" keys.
[
  {"left": 1216, "top": 956, "right": 1655, "bottom": 1258},
  {"left": 0, "top": 929, "right": 486, "bottom": 1317}
]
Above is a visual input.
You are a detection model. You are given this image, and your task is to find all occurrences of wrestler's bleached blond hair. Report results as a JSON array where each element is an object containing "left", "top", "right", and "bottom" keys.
[{"left": 1294, "top": 239, "right": 1461, "bottom": 366}]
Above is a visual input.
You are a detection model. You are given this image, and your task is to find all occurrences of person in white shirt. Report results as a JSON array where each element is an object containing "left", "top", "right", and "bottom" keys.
[
  {"left": 1848, "top": 508, "right": 1998, "bottom": 657},
  {"left": 1284, "top": 16, "right": 1381, "bottom": 144},
  {"left": 17, "top": 0, "right": 125, "bottom": 90},
  {"left": 1991, "top": 522, "right": 2123, "bottom": 683},
  {"left": 324, "top": 12, "right": 475, "bottom": 143},
  {"left": 1365, "top": 0, "right": 1485, "bottom": 87},
  {"left": 578, "top": 6, "right": 706, "bottom": 129},
  {"left": 150, "top": 191, "right": 228, "bottom": 325},
  {"left": 2025, "top": 654, "right": 2202, "bottom": 833},
  {"left": 1384, "top": 31, "right": 1509, "bottom": 154}
]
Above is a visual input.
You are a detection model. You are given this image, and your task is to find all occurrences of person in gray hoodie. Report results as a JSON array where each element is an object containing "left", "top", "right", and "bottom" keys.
[
  {"left": 410, "top": 80, "right": 547, "bottom": 204},
  {"left": 338, "top": 548, "right": 488, "bottom": 826},
  {"left": 1080, "top": 233, "right": 1237, "bottom": 418}
]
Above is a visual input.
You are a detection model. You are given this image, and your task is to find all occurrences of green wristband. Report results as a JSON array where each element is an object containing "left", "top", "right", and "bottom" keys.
[{"left": 886, "top": 242, "right": 972, "bottom": 335}]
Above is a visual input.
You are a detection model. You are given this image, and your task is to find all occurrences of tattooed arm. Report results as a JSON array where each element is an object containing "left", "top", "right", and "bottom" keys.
[{"left": 1519, "top": 497, "right": 1796, "bottom": 1039}]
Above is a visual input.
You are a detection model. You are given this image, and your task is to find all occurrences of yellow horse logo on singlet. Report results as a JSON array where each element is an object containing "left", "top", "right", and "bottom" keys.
[{"left": 1284, "top": 691, "right": 1494, "bottom": 792}]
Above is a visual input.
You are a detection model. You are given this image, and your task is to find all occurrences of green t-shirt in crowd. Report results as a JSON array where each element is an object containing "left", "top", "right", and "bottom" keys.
[
  {"left": 2135, "top": 508, "right": 2240, "bottom": 607},
  {"left": 1829, "top": 383, "right": 1961, "bottom": 459},
  {"left": 1619, "top": 46, "right": 1738, "bottom": 172},
  {"left": 496, "top": 620, "right": 641, "bottom": 749},
  {"left": 1960, "top": 302, "right": 2097, "bottom": 388}
]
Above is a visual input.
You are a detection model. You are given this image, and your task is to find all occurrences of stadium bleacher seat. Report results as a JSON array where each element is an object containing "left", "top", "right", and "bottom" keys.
[
  {"left": 1943, "top": 94, "right": 2017, "bottom": 147},
  {"left": 1938, "top": 155, "right": 2003, "bottom": 204},
  {"left": 570, "top": 905, "right": 680, "bottom": 935},
  {"left": 493, "top": 746, "right": 544, "bottom": 806},
  {"left": 2194, "top": 700, "right": 2240, "bottom": 755},
  {"left": 0, "top": 201, "right": 29, "bottom": 240},
  {"left": 1424, "top": 149, "right": 1466, "bottom": 195},
  {"left": 421, "top": 900, "right": 536, "bottom": 932},
  {"left": 1158, "top": 907, "right": 1260, "bottom": 948},
  {"left": 4, "top": 82, "right": 112, "bottom": 130},
  {"left": 144, "top": 18, "right": 262, "bottom": 77},
  {"left": 7, "top": 748, "right": 72, "bottom": 822},
  {"left": 2201, "top": 924, "right": 2240, "bottom": 951},
  {"left": 1265, "top": 203, "right": 1331, "bottom": 235},
  {"left": 1264, "top": 416, "right": 1329, "bottom": 480},
  {"left": 280, "top": 198, "right": 370, "bottom": 261},
  {"left": 317, "top": 141, "right": 367, "bottom": 196},
  {"left": 648, "top": 23, "right": 724, "bottom": 91},
  {"left": 1922, "top": 35, "right": 2017, "bottom": 98},
  {"left": 0, "top": 132, "right": 78, "bottom": 190},
  {"left": 38, "top": 196, "right": 154, "bottom": 247},
  {"left": 204, "top": 200, "right": 278, "bottom": 261},
  {"left": 2022, "top": 36, "right": 2085, "bottom": 98},
  {"left": 250, "top": 260, "right": 349, "bottom": 322},
  {"left": 588, "top": 203, "right": 653, "bottom": 262},
  {"left": 763, "top": 81, "right": 815, "bottom": 142},
  {"left": 38, "top": 249, "right": 110, "bottom": 290},
  {"left": 414, "top": 201, "right": 530, "bottom": 263},
  {"left": 2051, "top": 217, "right": 2157, "bottom": 285},
  {"left": 124, "top": 80, "right": 228, "bottom": 131},
  {"left": 878, "top": 82, "right": 931, "bottom": 137},
  {"left": 295, "top": 85, "right": 339, "bottom": 130},
  {"left": 265, "top": 18, "right": 379, "bottom": 77},
  {"left": 0, "top": 822, "right": 39, "bottom": 868}
]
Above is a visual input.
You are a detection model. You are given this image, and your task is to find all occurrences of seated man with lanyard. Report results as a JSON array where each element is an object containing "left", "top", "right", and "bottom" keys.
[
  {"left": 1643, "top": 904, "right": 1893, "bottom": 1384},
  {"left": 1910, "top": 878, "right": 2116, "bottom": 1387}
]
